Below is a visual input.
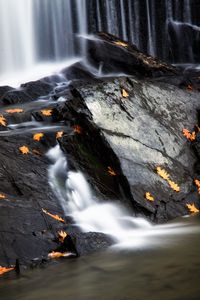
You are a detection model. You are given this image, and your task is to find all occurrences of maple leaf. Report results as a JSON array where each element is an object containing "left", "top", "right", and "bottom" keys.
[
  {"left": 58, "top": 230, "right": 68, "bottom": 243},
  {"left": 114, "top": 41, "right": 128, "bottom": 47},
  {"left": 108, "top": 166, "right": 117, "bottom": 176},
  {"left": 48, "top": 251, "right": 71, "bottom": 259},
  {"left": 42, "top": 209, "right": 65, "bottom": 223},
  {"left": 56, "top": 131, "right": 64, "bottom": 139},
  {"left": 0, "top": 194, "right": 6, "bottom": 199},
  {"left": 41, "top": 109, "right": 53, "bottom": 116},
  {"left": 156, "top": 167, "right": 170, "bottom": 180},
  {"left": 187, "top": 84, "right": 193, "bottom": 91},
  {"left": 5, "top": 108, "right": 24, "bottom": 114},
  {"left": 122, "top": 89, "right": 129, "bottom": 98},
  {"left": 73, "top": 125, "right": 82, "bottom": 134},
  {"left": 19, "top": 146, "right": 29, "bottom": 154},
  {"left": 33, "top": 133, "right": 44, "bottom": 141},
  {"left": 145, "top": 192, "right": 154, "bottom": 201},
  {"left": 167, "top": 179, "right": 180, "bottom": 192},
  {"left": 186, "top": 203, "right": 199, "bottom": 213},
  {"left": 0, "top": 266, "right": 14, "bottom": 276},
  {"left": 0, "top": 115, "right": 7, "bottom": 127},
  {"left": 182, "top": 128, "right": 196, "bottom": 141}
]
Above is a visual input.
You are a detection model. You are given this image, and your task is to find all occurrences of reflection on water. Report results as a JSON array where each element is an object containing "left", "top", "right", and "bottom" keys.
[{"left": 0, "top": 215, "right": 200, "bottom": 300}]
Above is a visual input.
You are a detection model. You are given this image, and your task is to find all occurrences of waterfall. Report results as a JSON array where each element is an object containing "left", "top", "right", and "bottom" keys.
[{"left": 0, "top": 0, "right": 199, "bottom": 86}]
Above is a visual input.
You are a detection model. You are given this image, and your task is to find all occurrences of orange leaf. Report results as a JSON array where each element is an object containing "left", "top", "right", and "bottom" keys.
[
  {"left": 58, "top": 230, "right": 68, "bottom": 243},
  {"left": 19, "top": 146, "right": 29, "bottom": 154},
  {"left": 187, "top": 84, "right": 193, "bottom": 91},
  {"left": 145, "top": 192, "right": 154, "bottom": 201},
  {"left": 41, "top": 109, "right": 53, "bottom": 116},
  {"left": 0, "top": 194, "right": 6, "bottom": 199},
  {"left": 194, "top": 179, "right": 200, "bottom": 194},
  {"left": 42, "top": 209, "right": 65, "bottom": 223},
  {"left": 73, "top": 125, "right": 82, "bottom": 134},
  {"left": 5, "top": 108, "right": 24, "bottom": 114},
  {"left": 0, "top": 115, "right": 6, "bottom": 127},
  {"left": 33, "top": 133, "right": 44, "bottom": 141},
  {"left": 0, "top": 266, "right": 14, "bottom": 276},
  {"left": 56, "top": 131, "right": 64, "bottom": 139},
  {"left": 167, "top": 179, "right": 180, "bottom": 192},
  {"left": 48, "top": 251, "right": 70, "bottom": 259},
  {"left": 121, "top": 89, "right": 129, "bottom": 98},
  {"left": 182, "top": 129, "right": 196, "bottom": 141},
  {"left": 108, "top": 166, "right": 117, "bottom": 176},
  {"left": 156, "top": 167, "right": 170, "bottom": 180},
  {"left": 186, "top": 203, "right": 199, "bottom": 213}
]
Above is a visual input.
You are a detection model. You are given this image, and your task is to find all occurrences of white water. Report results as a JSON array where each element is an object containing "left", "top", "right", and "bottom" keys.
[{"left": 47, "top": 145, "right": 198, "bottom": 249}]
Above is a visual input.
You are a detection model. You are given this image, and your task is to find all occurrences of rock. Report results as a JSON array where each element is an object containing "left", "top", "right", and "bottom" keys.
[{"left": 58, "top": 76, "right": 200, "bottom": 223}]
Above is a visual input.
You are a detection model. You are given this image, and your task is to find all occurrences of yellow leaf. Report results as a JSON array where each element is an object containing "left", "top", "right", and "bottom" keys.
[
  {"left": 114, "top": 41, "right": 128, "bottom": 47},
  {"left": 156, "top": 167, "right": 170, "bottom": 180},
  {"left": 5, "top": 108, "right": 24, "bottom": 114},
  {"left": 42, "top": 209, "right": 65, "bottom": 223},
  {"left": 145, "top": 192, "right": 154, "bottom": 201},
  {"left": 107, "top": 166, "right": 117, "bottom": 176},
  {"left": 0, "top": 266, "right": 14, "bottom": 276},
  {"left": 56, "top": 131, "right": 64, "bottom": 139},
  {"left": 58, "top": 230, "right": 68, "bottom": 243},
  {"left": 73, "top": 125, "right": 82, "bottom": 134},
  {"left": 48, "top": 251, "right": 70, "bottom": 259},
  {"left": 0, "top": 115, "right": 7, "bottom": 127},
  {"left": 33, "top": 133, "right": 44, "bottom": 141},
  {"left": 41, "top": 109, "right": 53, "bottom": 116},
  {"left": 186, "top": 203, "right": 199, "bottom": 213},
  {"left": 19, "top": 146, "right": 29, "bottom": 154},
  {"left": 122, "top": 89, "right": 129, "bottom": 98},
  {"left": 0, "top": 194, "right": 6, "bottom": 199},
  {"left": 167, "top": 179, "right": 180, "bottom": 192}
]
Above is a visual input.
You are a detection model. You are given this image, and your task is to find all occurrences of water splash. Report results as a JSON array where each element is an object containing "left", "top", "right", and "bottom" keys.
[{"left": 47, "top": 145, "right": 199, "bottom": 249}]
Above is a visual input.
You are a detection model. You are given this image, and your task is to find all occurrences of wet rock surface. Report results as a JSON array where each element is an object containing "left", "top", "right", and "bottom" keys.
[{"left": 0, "top": 36, "right": 199, "bottom": 267}]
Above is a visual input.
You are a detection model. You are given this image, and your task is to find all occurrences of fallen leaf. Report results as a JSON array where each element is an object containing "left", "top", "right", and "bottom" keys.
[
  {"left": 145, "top": 192, "right": 154, "bottom": 201},
  {"left": 5, "top": 108, "right": 24, "bottom": 114},
  {"left": 194, "top": 179, "right": 200, "bottom": 194},
  {"left": 48, "top": 251, "right": 70, "bottom": 259},
  {"left": 42, "top": 209, "right": 65, "bottom": 223},
  {"left": 167, "top": 179, "right": 180, "bottom": 192},
  {"left": 58, "top": 230, "right": 68, "bottom": 243},
  {"left": 0, "top": 266, "right": 14, "bottom": 276},
  {"left": 73, "top": 125, "right": 82, "bottom": 134},
  {"left": 0, "top": 194, "right": 6, "bottom": 199},
  {"left": 0, "top": 115, "right": 6, "bottom": 127},
  {"left": 108, "top": 166, "right": 117, "bottom": 176},
  {"left": 33, "top": 133, "right": 44, "bottom": 141},
  {"left": 182, "top": 128, "right": 196, "bottom": 141},
  {"left": 19, "top": 146, "right": 29, "bottom": 154},
  {"left": 56, "top": 131, "right": 64, "bottom": 139},
  {"left": 186, "top": 203, "right": 199, "bottom": 213},
  {"left": 114, "top": 41, "right": 128, "bottom": 47},
  {"left": 156, "top": 167, "right": 170, "bottom": 180},
  {"left": 41, "top": 109, "right": 53, "bottom": 116},
  {"left": 122, "top": 89, "right": 129, "bottom": 98}
]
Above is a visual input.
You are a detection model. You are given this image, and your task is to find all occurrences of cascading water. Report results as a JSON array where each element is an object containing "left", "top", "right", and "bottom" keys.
[
  {"left": 0, "top": 0, "right": 199, "bottom": 86},
  {"left": 47, "top": 144, "right": 198, "bottom": 249}
]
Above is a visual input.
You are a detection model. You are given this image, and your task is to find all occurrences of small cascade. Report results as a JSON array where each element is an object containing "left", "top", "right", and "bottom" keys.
[
  {"left": 47, "top": 145, "right": 197, "bottom": 249},
  {"left": 0, "top": 0, "right": 199, "bottom": 85}
]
